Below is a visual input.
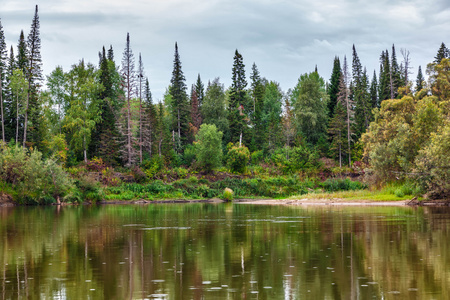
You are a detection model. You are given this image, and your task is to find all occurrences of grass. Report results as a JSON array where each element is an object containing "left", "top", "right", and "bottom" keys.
[{"left": 296, "top": 184, "right": 419, "bottom": 202}]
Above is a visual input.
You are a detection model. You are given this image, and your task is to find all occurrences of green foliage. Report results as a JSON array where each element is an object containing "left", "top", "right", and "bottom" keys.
[
  {"left": 0, "top": 142, "right": 75, "bottom": 204},
  {"left": 227, "top": 144, "right": 250, "bottom": 173},
  {"left": 222, "top": 188, "right": 234, "bottom": 201},
  {"left": 270, "top": 146, "right": 320, "bottom": 174},
  {"left": 320, "top": 178, "right": 367, "bottom": 192},
  {"left": 250, "top": 150, "right": 264, "bottom": 165},
  {"left": 194, "top": 124, "right": 223, "bottom": 172}
]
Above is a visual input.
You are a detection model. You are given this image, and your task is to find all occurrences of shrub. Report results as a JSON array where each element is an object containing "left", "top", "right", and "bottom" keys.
[
  {"left": 222, "top": 188, "right": 234, "bottom": 201},
  {"left": 194, "top": 124, "right": 223, "bottom": 172},
  {"left": 227, "top": 144, "right": 250, "bottom": 173}
]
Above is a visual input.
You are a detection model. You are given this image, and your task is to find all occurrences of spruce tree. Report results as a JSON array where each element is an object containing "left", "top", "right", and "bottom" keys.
[
  {"left": 194, "top": 74, "right": 204, "bottom": 107},
  {"left": 390, "top": 44, "right": 401, "bottom": 98},
  {"left": 378, "top": 50, "right": 391, "bottom": 101},
  {"left": 228, "top": 49, "right": 249, "bottom": 145},
  {"left": 434, "top": 42, "right": 449, "bottom": 63},
  {"left": 17, "top": 30, "right": 28, "bottom": 74},
  {"left": 0, "top": 18, "right": 7, "bottom": 142},
  {"left": 249, "top": 63, "right": 265, "bottom": 151},
  {"left": 352, "top": 46, "right": 371, "bottom": 138},
  {"left": 23, "top": 5, "right": 43, "bottom": 148},
  {"left": 341, "top": 56, "right": 353, "bottom": 166},
  {"left": 370, "top": 70, "right": 378, "bottom": 108},
  {"left": 142, "top": 78, "right": 156, "bottom": 159},
  {"left": 120, "top": 33, "right": 136, "bottom": 166},
  {"left": 328, "top": 56, "right": 341, "bottom": 118},
  {"left": 169, "top": 42, "right": 190, "bottom": 152},
  {"left": 416, "top": 65, "right": 425, "bottom": 92},
  {"left": 93, "top": 46, "right": 120, "bottom": 165}
]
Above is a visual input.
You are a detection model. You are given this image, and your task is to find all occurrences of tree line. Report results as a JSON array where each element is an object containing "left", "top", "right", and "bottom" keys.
[{"left": 1, "top": 6, "right": 449, "bottom": 179}]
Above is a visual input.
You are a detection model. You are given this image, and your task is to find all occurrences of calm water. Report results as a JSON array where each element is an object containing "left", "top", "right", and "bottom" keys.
[{"left": 0, "top": 204, "right": 449, "bottom": 299}]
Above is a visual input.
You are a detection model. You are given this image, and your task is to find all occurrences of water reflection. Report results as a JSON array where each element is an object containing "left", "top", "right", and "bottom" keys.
[{"left": 0, "top": 204, "right": 449, "bottom": 299}]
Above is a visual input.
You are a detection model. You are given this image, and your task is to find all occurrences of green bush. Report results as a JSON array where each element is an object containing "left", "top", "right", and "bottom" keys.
[
  {"left": 194, "top": 124, "right": 223, "bottom": 172},
  {"left": 0, "top": 143, "right": 75, "bottom": 204},
  {"left": 227, "top": 144, "right": 250, "bottom": 173}
]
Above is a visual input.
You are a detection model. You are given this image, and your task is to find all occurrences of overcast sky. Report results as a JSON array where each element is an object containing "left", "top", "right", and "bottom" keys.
[{"left": 1, "top": 0, "right": 449, "bottom": 101}]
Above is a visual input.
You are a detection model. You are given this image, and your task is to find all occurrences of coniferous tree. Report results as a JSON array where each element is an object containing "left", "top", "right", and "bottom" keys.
[
  {"left": 416, "top": 65, "right": 425, "bottom": 92},
  {"left": 0, "top": 18, "right": 7, "bottom": 142},
  {"left": 352, "top": 46, "right": 371, "bottom": 138},
  {"left": 390, "top": 44, "right": 402, "bottom": 99},
  {"left": 434, "top": 42, "right": 449, "bottom": 63},
  {"left": 142, "top": 78, "right": 156, "bottom": 159},
  {"left": 194, "top": 74, "right": 204, "bottom": 108},
  {"left": 169, "top": 42, "right": 190, "bottom": 152},
  {"left": 370, "top": 70, "right": 378, "bottom": 108},
  {"left": 92, "top": 47, "right": 121, "bottom": 165},
  {"left": 24, "top": 5, "right": 43, "bottom": 148},
  {"left": 120, "top": 33, "right": 136, "bottom": 166},
  {"left": 17, "top": 30, "right": 28, "bottom": 74},
  {"left": 228, "top": 49, "right": 249, "bottom": 145},
  {"left": 378, "top": 50, "right": 391, "bottom": 101},
  {"left": 328, "top": 56, "right": 341, "bottom": 118},
  {"left": 249, "top": 63, "right": 265, "bottom": 151},
  {"left": 4, "top": 46, "right": 17, "bottom": 141}
]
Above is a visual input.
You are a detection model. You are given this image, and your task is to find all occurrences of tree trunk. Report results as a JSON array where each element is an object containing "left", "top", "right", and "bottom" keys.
[
  {"left": 16, "top": 94, "right": 19, "bottom": 144},
  {"left": 23, "top": 83, "right": 31, "bottom": 148}
]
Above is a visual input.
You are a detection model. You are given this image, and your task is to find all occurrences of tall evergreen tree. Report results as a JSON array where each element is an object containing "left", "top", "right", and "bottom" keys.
[
  {"left": 434, "top": 42, "right": 449, "bottom": 63},
  {"left": 390, "top": 44, "right": 402, "bottom": 98},
  {"left": 93, "top": 46, "right": 121, "bottom": 165},
  {"left": 169, "top": 42, "right": 190, "bottom": 152},
  {"left": 142, "top": 78, "right": 156, "bottom": 159},
  {"left": 249, "top": 62, "right": 265, "bottom": 151},
  {"left": 341, "top": 56, "right": 353, "bottom": 166},
  {"left": 328, "top": 56, "right": 341, "bottom": 118},
  {"left": 416, "top": 65, "right": 425, "bottom": 92},
  {"left": 120, "top": 33, "right": 136, "bottom": 166},
  {"left": 370, "top": 70, "right": 378, "bottom": 108},
  {"left": 378, "top": 50, "right": 391, "bottom": 101},
  {"left": 194, "top": 74, "right": 204, "bottom": 107},
  {"left": 16, "top": 30, "right": 28, "bottom": 74},
  {"left": 24, "top": 5, "right": 43, "bottom": 148},
  {"left": 352, "top": 46, "right": 371, "bottom": 138},
  {"left": 0, "top": 18, "right": 7, "bottom": 142},
  {"left": 262, "top": 81, "right": 283, "bottom": 151},
  {"left": 228, "top": 49, "right": 249, "bottom": 145}
]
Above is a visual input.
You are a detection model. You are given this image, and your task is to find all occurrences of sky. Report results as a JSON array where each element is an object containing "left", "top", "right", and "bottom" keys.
[{"left": 1, "top": 0, "right": 449, "bottom": 101}]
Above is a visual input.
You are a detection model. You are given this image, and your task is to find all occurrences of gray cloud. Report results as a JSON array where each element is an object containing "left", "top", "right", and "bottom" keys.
[{"left": 1, "top": 0, "right": 449, "bottom": 100}]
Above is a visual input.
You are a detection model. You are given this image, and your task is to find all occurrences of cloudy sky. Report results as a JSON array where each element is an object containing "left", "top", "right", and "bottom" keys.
[{"left": 1, "top": 0, "right": 449, "bottom": 101}]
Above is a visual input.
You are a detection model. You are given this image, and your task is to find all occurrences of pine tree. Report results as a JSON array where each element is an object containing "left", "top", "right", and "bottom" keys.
[
  {"left": 249, "top": 62, "right": 265, "bottom": 151},
  {"left": 194, "top": 74, "right": 204, "bottom": 108},
  {"left": 390, "top": 44, "right": 402, "bottom": 99},
  {"left": 370, "top": 70, "right": 378, "bottom": 108},
  {"left": 416, "top": 65, "right": 425, "bottom": 92},
  {"left": 378, "top": 50, "right": 391, "bottom": 101},
  {"left": 169, "top": 42, "right": 190, "bottom": 152},
  {"left": 16, "top": 30, "right": 28, "bottom": 74},
  {"left": 262, "top": 81, "right": 283, "bottom": 151},
  {"left": 24, "top": 5, "right": 43, "bottom": 148},
  {"left": 434, "top": 42, "right": 449, "bottom": 63},
  {"left": 120, "top": 32, "right": 136, "bottom": 166},
  {"left": 328, "top": 56, "right": 341, "bottom": 118},
  {"left": 352, "top": 46, "right": 371, "bottom": 138},
  {"left": 142, "top": 78, "right": 156, "bottom": 159},
  {"left": 0, "top": 18, "right": 7, "bottom": 142},
  {"left": 93, "top": 46, "right": 121, "bottom": 165},
  {"left": 228, "top": 49, "right": 249, "bottom": 145}
]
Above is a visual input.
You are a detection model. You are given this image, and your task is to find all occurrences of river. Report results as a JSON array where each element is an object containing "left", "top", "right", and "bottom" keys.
[{"left": 1, "top": 204, "right": 449, "bottom": 299}]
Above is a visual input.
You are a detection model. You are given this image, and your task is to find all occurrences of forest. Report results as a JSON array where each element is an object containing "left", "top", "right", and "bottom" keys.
[{"left": 1, "top": 6, "right": 450, "bottom": 204}]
